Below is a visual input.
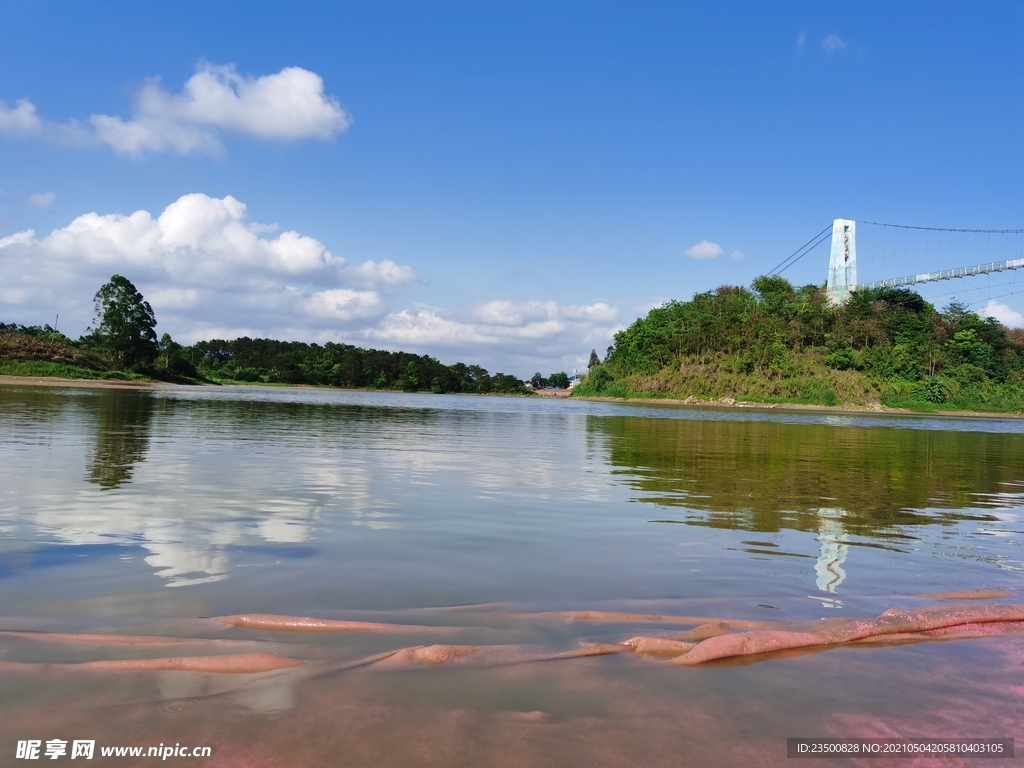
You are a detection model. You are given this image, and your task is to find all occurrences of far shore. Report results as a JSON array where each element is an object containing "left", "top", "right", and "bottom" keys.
[
  {"left": 2, "top": 374, "right": 1022, "bottom": 420},
  {"left": 570, "top": 393, "right": 1024, "bottom": 420}
]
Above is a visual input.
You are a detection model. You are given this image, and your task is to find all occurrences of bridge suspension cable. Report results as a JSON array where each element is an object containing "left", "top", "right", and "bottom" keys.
[
  {"left": 855, "top": 222, "right": 1024, "bottom": 234},
  {"left": 768, "top": 224, "right": 832, "bottom": 276}
]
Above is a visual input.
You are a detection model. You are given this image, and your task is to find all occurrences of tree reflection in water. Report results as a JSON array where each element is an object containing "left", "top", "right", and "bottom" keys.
[
  {"left": 592, "top": 415, "right": 1024, "bottom": 535},
  {"left": 86, "top": 390, "right": 154, "bottom": 490}
]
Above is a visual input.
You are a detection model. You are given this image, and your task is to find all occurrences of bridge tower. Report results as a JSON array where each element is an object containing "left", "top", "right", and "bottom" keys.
[{"left": 825, "top": 218, "right": 857, "bottom": 305}]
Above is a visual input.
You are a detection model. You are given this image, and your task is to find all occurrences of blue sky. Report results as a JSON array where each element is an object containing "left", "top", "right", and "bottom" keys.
[{"left": 1, "top": 1, "right": 1021, "bottom": 375}]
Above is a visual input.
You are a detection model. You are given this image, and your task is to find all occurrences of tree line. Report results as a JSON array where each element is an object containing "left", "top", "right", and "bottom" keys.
[{"left": 1, "top": 275, "right": 534, "bottom": 394}]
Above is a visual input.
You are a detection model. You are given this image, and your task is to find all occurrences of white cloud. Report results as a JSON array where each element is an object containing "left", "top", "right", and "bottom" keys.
[
  {"left": 0, "top": 193, "right": 420, "bottom": 340},
  {"left": 145, "top": 287, "right": 199, "bottom": 309},
  {"left": 797, "top": 32, "right": 807, "bottom": 50},
  {"left": 685, "top": 239, "right": 724, "bottom": 260},
  {"left": 306, "top": 288, "right": 387, "bottom": 321},
  {"left": 26, "top": 191, "right": 55, "bottom": 210},
  {"left": 822, "top": 34, "right": 847, "bottom": 52},
  {"left": 0, "top": 230, "right": 34, "bottom": 249},
  {"left": 982, "top": 300, "right": 1024, "bottom": 328},
  {"left": 0, "top": 63, "right": 351, "bottom": 156},
  {"left": 0, "top": 99, "right": 41, "bottom": 134},
  {"left": 730, "top": 250, "right": 745, "bottom": 260},
  {"left": 348, "top": 259, "right": 424, "bottom": 287},
  {"left": 364, "top": 299, "right": 622, "bottom": 372},
  {"left": 561, "top": 302, "right": 618, "bottom": 323},
  {"left": 0, "top": 192, "right": 620, "bottom": 374}
]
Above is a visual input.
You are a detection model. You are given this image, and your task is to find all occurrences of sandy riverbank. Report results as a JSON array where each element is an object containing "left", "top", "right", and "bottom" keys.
[
  {"left": 530, "top": 388, "right": 573, "bottom": 398},
  {"left": 0, "top": 375, "right": 181, "bottom": 391}
]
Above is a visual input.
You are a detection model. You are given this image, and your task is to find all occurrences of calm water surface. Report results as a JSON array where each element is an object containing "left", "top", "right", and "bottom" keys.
[{"left": 1, "top": 384, "right": 1022, "bottom": 766}]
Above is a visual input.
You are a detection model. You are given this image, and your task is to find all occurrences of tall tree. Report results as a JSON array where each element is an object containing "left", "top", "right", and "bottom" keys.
[{"left": 90, "top": 275, "right": 158, "bottom": 370}]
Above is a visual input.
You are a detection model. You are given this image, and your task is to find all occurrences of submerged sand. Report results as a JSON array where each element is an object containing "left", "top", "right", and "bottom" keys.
[{"left": 2, "top": 601, "right": 1022, "bottom": 767}]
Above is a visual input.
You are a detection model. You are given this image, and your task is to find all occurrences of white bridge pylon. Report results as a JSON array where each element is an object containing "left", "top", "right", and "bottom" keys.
[
  {"left": 824, "top": 218, "right": 1024, "bottom": 306},
  {"left": 825, "top": 219, "right": 857, "bottom": 305}
]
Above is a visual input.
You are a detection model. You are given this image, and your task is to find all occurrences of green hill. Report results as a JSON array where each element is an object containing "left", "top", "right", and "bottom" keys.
[{"left": 575, "top": 276, "right": 1024, "bottom": 413}]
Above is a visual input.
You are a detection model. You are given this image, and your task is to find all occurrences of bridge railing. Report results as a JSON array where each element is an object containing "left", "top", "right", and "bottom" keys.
[{"left": 857, "top": 257, "right": 1024, "bottom": 292}]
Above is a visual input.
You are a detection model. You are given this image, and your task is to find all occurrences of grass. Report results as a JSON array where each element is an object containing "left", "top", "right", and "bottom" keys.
[
  {"left": 574, "top": 350, "right": 1024, "bottom": 414},
  {"left": 0, "top": 360, "right": 149, "bottom": 380},
  {"left": 575, "top": 351, "right": 874, "bottom": 407},
  {"left": 881, "top": 388, "right": 1024, "bottom": 414}
]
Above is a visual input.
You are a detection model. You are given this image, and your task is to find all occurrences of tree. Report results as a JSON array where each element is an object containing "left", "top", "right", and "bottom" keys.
[
  {"left": 588, "top": 349, "right": 600, "bottom": 369},
  {"left": 157, "top": 333, "right": 180, "bottom": 370},
  {"left": 89, "top": 275, "right": 158, "bottom": 370},
  {"left": 156, "top": 333, "right": 199, "bottom": 378},
  {"left": 549, "top": 371, "right": 570, "bottom": 389},
  {"left": 404, "top": 361, "right": 420, "bottom": 390}
]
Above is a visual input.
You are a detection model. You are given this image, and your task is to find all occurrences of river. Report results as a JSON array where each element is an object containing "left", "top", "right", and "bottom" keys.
[{"left": 1, "top": 384, "right": 1021, "bottom": 765}]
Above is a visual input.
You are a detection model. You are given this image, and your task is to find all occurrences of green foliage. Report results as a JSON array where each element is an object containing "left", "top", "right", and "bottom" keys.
[
  {"left": 404, "top": 361, "right": 420, "bottom": 391},
  {"left": 0, "top": 360, "right": 147, "bottom": 381},
  {"left": 595, "top": 275, "right": 1024, "bottom": 412},
  {"left": 0, "top": 322, "right": 70, "bottom": 342},
  {"left": 588, "top": 366, "right": 616, "bottom": 392},
  {"left": 824, "top": 336, "right": 856, "bottom": 370},
  {"left": 87, "top": 275, "right": 158, "bottom": 370},
  {"left": 548, "top": 371, "right": 570, "bottom": 389},
  {"left": 155, "top": 333, "right": 199, "bottom": 379},
  {"left": 187, "top": 337, "right": 529, "bottom": 394},
  {"left": 588, "top": 349, "right": 601, "bottom": 369}
]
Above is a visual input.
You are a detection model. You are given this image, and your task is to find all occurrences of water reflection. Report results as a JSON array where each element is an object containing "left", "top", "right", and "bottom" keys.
[
  {"left": 594, "top": 415, "right": 1024, "bottom": 530},
  {"left": 595, "top": 414, "right": 1024, "bottom": 592},
  {"left": 1, "top": 385, "right": 1023, "bottom": 601},
  {"left": 86, "top": 391, "right": 153, "bottom": 489},
  {"left": 814, "top": 507, "right": 848, "bottom": 595}
]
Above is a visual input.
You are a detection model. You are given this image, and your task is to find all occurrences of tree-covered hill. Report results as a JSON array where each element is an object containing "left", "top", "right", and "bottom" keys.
[{"left": 577, "top": 276, "right": 1024, "bottom": 412}]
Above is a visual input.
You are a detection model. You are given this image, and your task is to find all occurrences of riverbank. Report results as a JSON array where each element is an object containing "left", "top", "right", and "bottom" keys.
[
  {"left": 5, "top": 373, "right": 1024, "bottom": 420},
  {"left": 0, "top": 374, "right": 179, "bottom": 390},
  {"left": 570, "top": 392, "right": 1024, "bottom": 419}
]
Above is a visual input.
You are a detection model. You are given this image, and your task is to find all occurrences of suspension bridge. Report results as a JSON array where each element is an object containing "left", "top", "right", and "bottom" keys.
[{"left": 770, "top": 219, "right": 1024, "bottom": 308}]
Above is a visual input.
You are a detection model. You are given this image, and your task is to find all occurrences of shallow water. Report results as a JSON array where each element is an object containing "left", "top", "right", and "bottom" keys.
[{"left": 1, "top": 385, "right": 1021, "bottom": 765}]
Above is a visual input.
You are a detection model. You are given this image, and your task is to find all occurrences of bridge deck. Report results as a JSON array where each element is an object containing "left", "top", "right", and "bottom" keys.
[{"left": 858, "top": 257, "right": 1024, "bottom": 292}]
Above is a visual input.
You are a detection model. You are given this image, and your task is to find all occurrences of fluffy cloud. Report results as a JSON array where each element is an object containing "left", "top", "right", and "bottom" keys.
[
  {"left": 0, "top": 99, "right": 41, "bottom": 134},
  {"left": 0, "top": 63, "right": 350, "bottom": 155},
  {"left": 365, "top": 300, "right": 622, "bottom": 372},
  {"left": 983, "top": 300, "right": 1024, "bottom": 328},
  {"left": 306, "top": 289, "right": 387, "bottom": 321},
  {"left": 348, "top": 259, "right": 425, "bottom": 288},
  {"left": 685, "top": 239, "right": 724, "bottom": 260},
  {"left": 0, "top": 192, "right": 616, "bottom": 374},
  {"left": 822, "top": 34, "right": 847, "bottom": 52},
  {"left": 0, "top": 192, "right": 413, "bottom": 339}
]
